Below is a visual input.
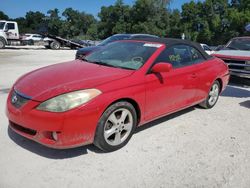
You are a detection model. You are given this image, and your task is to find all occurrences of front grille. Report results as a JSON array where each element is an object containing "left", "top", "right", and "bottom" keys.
[
  {"left": 11, "top": 90, "right": 31, "bottom": 108},
  {"left": 223, "top": 59, "right": 246, "bottom": 65},
  {"left": 10, "top": 121, "right": 37, "bottom": 136},
  {"left": 222, "top": 59, "right": 250, "bottom": 73},
  {"left": 223, "top": 59, "right": 246, "bottom": 70}
]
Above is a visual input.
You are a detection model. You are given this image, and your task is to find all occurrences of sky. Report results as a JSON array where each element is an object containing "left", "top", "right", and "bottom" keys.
[{"left": 1, "top": 0, "right": 198, "bottom": 19}]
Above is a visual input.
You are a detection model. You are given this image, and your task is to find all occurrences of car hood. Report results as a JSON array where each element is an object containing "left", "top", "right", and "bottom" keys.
[
  {"left": 77, "top": 46, "right": 101, "bottom": 54},
  {"left": 14, "top": 60, "right": 134, "bottom": 101},
  {"left": 213, "top": 50, "right": 250, "bottom": 60}
]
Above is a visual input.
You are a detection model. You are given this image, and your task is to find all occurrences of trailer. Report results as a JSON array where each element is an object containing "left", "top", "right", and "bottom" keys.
[{"left": 43, "top": 34, "right": 85, "bottom": 50}]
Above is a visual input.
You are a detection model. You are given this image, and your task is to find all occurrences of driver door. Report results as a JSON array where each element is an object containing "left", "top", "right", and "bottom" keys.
[
  {"left": 144, "top": 45, "right": 199, "bottom": 121},
  {"left": 6, "top": 23, "right": 18, "bottom": 40}
]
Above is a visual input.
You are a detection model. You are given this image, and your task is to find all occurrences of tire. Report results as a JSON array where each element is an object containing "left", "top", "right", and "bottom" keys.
[
  {"left": 94, "top": 101, "right": 137, "bottom": 152},
  {"left": 0, "top": 38, "right": 6, "bottom": 49},
  {"left": 199, "top": 80, "right": 220, "bottom": 109},
  {"left": 50, "top": 41, "right": 61, "bottom": 50},
  {"left": 45, "top": 45, "right": 51, "bottom": 49}
]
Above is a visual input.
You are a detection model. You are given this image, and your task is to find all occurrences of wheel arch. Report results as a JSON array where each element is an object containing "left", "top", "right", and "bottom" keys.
[
  {"left": 105, "top": 98, "right": 141, "bottom": 126},
  {"left": 0, "top": 36, "right": 7, "bottom": 44},
  {"left": 215, "top": 78, "right": 223, "bottom": 93}
]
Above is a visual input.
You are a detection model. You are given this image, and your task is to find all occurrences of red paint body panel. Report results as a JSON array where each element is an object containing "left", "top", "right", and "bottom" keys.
[
  {"left": 15, "top": 60, "right": 134, "bottom": 101},
  {"left": 6, "top": 40, "right": 229, "bottom": 149}
]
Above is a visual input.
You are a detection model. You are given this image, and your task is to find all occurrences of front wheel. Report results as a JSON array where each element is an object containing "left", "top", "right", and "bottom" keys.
[
  {"left": 94, "top": 101, "right": 137, "bottom": 152},
  {"left": 199, "top": 80, "right": 220, "bottom": 109}
]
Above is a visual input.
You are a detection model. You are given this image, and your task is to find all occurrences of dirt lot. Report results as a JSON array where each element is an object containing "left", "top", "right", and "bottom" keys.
[{"left": 0, "top": 47, "right": 250, "bottom": 188}]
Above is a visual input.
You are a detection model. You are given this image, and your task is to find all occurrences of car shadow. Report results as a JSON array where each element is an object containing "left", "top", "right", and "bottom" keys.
[
  {"left": 239, "top": 100, "right": 250, "bottom": 109},
  {"left": 229, "top": 76, "right": 250, "bottom": 88},
  {"left": 7, "top": 127, "right": 102, "bottom": 159},
  {"left": 7, "top": 107, "right": 196, "bottom": 159},
  {"left": 135, "top": 107, "right": 195, "bottom": 133},
  {"left": 221, "top": 85, "right": 250, "bottom": 98}
]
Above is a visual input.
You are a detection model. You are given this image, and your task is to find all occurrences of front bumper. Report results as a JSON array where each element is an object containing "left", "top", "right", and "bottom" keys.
[{"left": 6, "top": 90, "right": 101, "bottom": 149}]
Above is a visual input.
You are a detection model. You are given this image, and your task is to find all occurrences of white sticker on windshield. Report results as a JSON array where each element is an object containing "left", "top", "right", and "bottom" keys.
[{"left": 144, "top": 43, "right": 163, "bottom": 48}]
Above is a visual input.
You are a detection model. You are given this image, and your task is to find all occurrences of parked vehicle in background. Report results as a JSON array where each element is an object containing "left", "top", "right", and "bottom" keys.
[
  {"left": 6, "top": 38, "right": 229, "bottom": 152},
  {"left": 72, "top": 39, "right": 98, "bottom": 47},
  {"left": 200, "top": 43, "right": 214, "bottom": 55},
  {"left": 23, "top": 33, "right": 43, "bottom": 41},
  {"left": 213, "top": 37, "right": 250, "bottom": 79},
  {"left": 75, "top": 33, "right": 159, "bottom": 60}
]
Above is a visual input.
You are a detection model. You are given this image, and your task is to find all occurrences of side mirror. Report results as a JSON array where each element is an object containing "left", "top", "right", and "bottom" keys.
[
  {"left": 4, "top": 27, "right": 8, "bottom": 32},
  {"left": 151, "top": 62, "right": 173, "bottom": 73}
]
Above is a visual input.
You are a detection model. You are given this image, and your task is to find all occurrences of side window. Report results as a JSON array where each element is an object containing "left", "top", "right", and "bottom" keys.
[
  {"left": 189, "top": 46, "right": 205, "bottom": 63},
  {"left": 7, "top": 23, "right": 15, "bottom": 30},
  {"left": 155, "top": 45, "right": 204, "bottom": 68}
]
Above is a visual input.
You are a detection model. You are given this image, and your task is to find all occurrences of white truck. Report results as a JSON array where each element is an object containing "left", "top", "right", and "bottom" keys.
[
  {"left": 0, "top": 20, "right": 85, "bottom": 49},
  {"left": 0, "top": 20, "right": 20, "bottom": 48}
]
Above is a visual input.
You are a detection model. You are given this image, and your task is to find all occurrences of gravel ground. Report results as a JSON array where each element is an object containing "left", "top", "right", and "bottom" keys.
[{"left": 0, "top": 47, "right": 250, "bottom": 188}]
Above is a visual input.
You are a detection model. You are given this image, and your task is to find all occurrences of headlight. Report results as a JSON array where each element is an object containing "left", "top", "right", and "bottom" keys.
[{"left": 36, "top": 89, "right": 101, "bottom": 112}]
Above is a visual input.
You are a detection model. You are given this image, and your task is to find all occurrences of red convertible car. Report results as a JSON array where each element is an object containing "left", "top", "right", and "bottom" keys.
[{"left": 6, "top": 38, "right": 229, "bottom": 152}]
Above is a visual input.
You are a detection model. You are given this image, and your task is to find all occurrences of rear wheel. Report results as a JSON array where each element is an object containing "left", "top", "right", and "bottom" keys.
[
  {"left": 94, "top": 101, "right": 137, "bottom": 152},
  {"left": 0, "top": 38, "right": 6, "bottom": 49},
  {"left": 199, "top": 80, "right": 220, "bottom": 109},
  {"left": 50, "top": 41, "right": 61, "bottom": 50}
]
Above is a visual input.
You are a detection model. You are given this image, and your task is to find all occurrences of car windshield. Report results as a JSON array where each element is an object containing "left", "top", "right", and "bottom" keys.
[
  {"left": 226, "top": 38, "right": 250, "bottom": 51},
  {"left": 0, "top": 22, "right": 6, "bottom": 30},
  {"left": 98, "top": 35, "right": 131, "bottom": 46},
  {"left": 84, "top": 41, "right": 160, "bottom": 70}
]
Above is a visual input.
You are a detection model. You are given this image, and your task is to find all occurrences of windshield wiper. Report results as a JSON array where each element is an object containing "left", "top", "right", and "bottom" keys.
[
  {"left": 90, "top": 61, "right": 119, "bottom": 68},
  {"left": 82, "top": 59, "right": 135, "bottom": 70},
  {"left": 226, "top": 46, "right": 239, "bottom": 50},
  {"left": 120, "top": 67, "right": 136, "bottom": 70}
]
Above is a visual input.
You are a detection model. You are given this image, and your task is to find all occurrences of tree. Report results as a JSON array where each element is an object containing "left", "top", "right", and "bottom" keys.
[
  {"left": 0, "top": 11, "right": 9, "bottom": 20},
  {"left": 25, "top": 11, "right": 46, "bottom": 32},
  {"left": 62, "top": 8, "right": 96, "bottom": 38},
  {"left": 47, "top": 8, "right": 62, "bottom": 35},
  {"left": 98, "top": 0, "right": 131, "bottom": 38}
]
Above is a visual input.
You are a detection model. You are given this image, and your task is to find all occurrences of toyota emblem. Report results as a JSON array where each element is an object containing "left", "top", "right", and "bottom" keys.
[{"left": 11, "top": 94, "right": 18, "bottom": 104}]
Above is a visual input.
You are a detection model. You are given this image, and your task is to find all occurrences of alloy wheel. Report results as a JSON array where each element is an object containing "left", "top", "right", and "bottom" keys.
[
  {"left": 208, "top": 83, "right": 219, "bottom": 106},
  {"left": 104, "top": 108, "right": 133, "bottom": 146}
]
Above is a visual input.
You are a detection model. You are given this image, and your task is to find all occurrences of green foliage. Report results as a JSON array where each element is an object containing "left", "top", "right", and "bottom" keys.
[
  {"left": 0, "top": 11, "right": 9, "bottom": 20},
  {"left": 47, "top": 8, "right": 62, "bottom": 36},
  {"left": 1, "top": 0, "right": 249, "bottom": 44}
]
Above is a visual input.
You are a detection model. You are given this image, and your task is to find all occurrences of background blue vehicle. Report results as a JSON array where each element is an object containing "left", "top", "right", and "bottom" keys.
[{"left": 75, "top": 33, "right": 158, "bottom": 60}]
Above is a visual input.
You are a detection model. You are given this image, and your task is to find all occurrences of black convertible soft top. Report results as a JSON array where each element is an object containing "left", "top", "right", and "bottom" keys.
[{"left": 130, "top": 37, "right": 212, "bottom": 60}]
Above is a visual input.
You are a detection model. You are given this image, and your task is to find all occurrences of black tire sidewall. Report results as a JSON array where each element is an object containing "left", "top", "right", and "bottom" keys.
[
  {"left": 0, "top": 39, "right": 5, "bottom": 49},
  {"left": 50, "top": 41, "right": 60, "bottom": 50},
  {"left": 94, "top": 101, "right": 137, "bottom": 152}
]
